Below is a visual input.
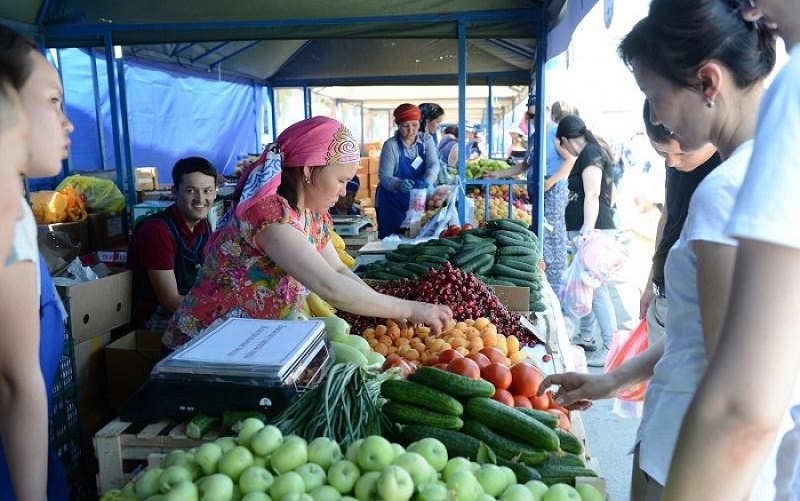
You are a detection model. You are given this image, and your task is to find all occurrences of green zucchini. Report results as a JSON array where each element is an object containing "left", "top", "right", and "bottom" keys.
[
  {"left": 462, "top": 420, "right": 548, "bottom": 466},
  {"left": 546, "top": 450, "right": 586, "bottom": 468},
  {"left": 537, "top": 464, "right": 597, "bottom": 486},
  {"left": 186, "top": 413, "right": 218, "bottom": 439},
  {"left": 460, "top": 254, "right": 494, "bottom": 274},
  {"left": 397, "top": 425, "right": 481, "bottom": 460},
  {"left": 496, "top": 458, "right": 543, "bottom": 483},
  {"left": 382, "top": 401, "right": 464, "bottom": 430},
  {"left": 381, "top": 379, "right": 464, "bottom": 416},
  {"left": 410, "top": 367, "right": 495, "bottom": 399},
  {"left": 465, "top": 398, "right": 560, "bottom": 451},
  {"left": 516, "top": 408, "right": 559, "bottom": 429}
]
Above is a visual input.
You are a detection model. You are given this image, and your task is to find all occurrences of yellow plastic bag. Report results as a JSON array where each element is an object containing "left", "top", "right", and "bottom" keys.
[{"left": 56, "top": 174, "right": 125, "bottom": 212}]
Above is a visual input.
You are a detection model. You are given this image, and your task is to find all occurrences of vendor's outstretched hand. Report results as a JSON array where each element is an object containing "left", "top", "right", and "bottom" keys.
[
  {"left": 537, "top": 371, "right": 617, "bottom": 411},
  {"left": 399, "top": 179, "right": 415, "bottom": 193},
  {"left": 482, "top": 170, "right": 503, "bottom": 180},
  {"left": 408, "top": 303, "right": 453, "bottom": 336}
]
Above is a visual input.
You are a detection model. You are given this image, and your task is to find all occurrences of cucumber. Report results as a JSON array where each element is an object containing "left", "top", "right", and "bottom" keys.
[
  {"left": 495, "top": 234, "right": 534, "bottom": 248},
  {"left": 474, "top": 255, "right": 495, "bottom": 275},
  {"left": 186, "top": 413, "right": 218, "bottom": 439},
  {"left": 516, "top": 408, "right": 559, "bottom": 429},
  {"left": 492, "top": 264, "right": 539, "bottom": 282},
  {"left": 492, "top": 230, "right": 532, "bottom": 242},
  {"left": 465, "top": 398, "right": 560, "bottom": 451},
  {"left": 396, "top": 243, "right": 419, "bottom": 253},
  {"left": 416, "top": 246, "right": 456, "bottom": 257},
  {"left": 382, "top": 401, "right": 464, "bottom": 430},
  {"left": 463, "top": 234, "right": 494, "bottom": 246},
  {"left": 460, "top": 254, "right": 493, "bottom": 274},
  {"left": 453, "top": 245, "right": 497, "bottom": 268},
  {"left": 461, "top": 228, "right": 493, "bottom": 238},
  {"left": 384, "top": 264, "right": 418, "bottom": 279},
  {"left": 410, "top": 367, "right": 496, "bottom": 399},
  {"left": 499, "top": 276, "right": 537, "bottom": 288},
  {"left": 533, "top": 301, "right": 547, "bottom": 313},
  {"left": 498, "top": 254, "right": 540, "bottom": 267},
  {"left": 497, "top": 260, "right": 535, "bottom": 273},
  {"left": 404, "top": 263, "right": 430, "bottom": 276},
  {"left": 462, "top": 420, "right": 548, "bottom": 466},
  {"left": 489, "top": 219, "right": 535, "bottom": 235},
  {"left": 381, "top": 379, "right": 464, "bottom": 416},
  {"left": 415, "top": 254, "right": 449, "bottom": 264},
  {"left": 221, "top": 411, "right": 266, "bottom": 431},
  {"left": 497, "top": 245, "right": 538, "bottom": 257},
  {"left": 415, "top": 260, "right": 443, "bottom": 270},
  {"left": 397, "top": 425, "right": 481, "bottom": 460},
  {"left": 366, "top": 270, "right": 399, "bottom": 280},
  {"left": 537, "top": 464, "right": 597, "bottom": 486},
  {"left": 546, "top": 450, "right": 586, "bottom": 467},
  {"left": 437, "top": 237, "right": 462, "bottom": 248},
  {"left": 496, "top": 458, "right": 543, "bottom": 483},
  {"left": 484, "top": 278, "right": 516, "bottom": 287}
]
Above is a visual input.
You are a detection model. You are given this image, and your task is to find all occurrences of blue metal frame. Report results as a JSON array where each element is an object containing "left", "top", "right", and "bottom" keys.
[
  {"left": 268, "top": 86, "right": 277, "bottom": 140},
  {"left": 487, "top": 39, "right": 535, "bottom": 61},
  {"left": 170, "top": 42, "right": 198, "bottom": 58},
  {"left": 35, "top": 0, "right": 54, "bottom": 25},
  {"left": 252, "top": 81, "right": 260, "bottom": 152},
  {"left": 486, "top": 78, "right": 494, "bottom": 159},
  {"left": 54, "top": 48, "right": 72, "bottom": 177},
  {"left": 456, "top": 20, "right": 467, "bottom": 225},
  {"left": 269, "top": 70, "right": 528, "bottom": 88},
  {"left": 531, "top": 16, "right": 548, "bottom": 247},
  {"left": 190, "top": 41, "right": 231, "bottom": 64},
  {"left": 89, "top": 50, "right": 108, "bottom": 171},
  {"left": 303, "top": 85, "right": 312, "bottom": 119},
  {"left": 103, "top": 34, "right": 126, "bottom": 196},
  {"left": 115, "top": 54, "right": 137, "bottom": 210},
  {"left": 44, "top": 9, "right": 542, "bottom": 38}
]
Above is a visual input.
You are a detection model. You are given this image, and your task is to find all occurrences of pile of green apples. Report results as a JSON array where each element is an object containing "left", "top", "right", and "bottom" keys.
[{"left": 100, "top": 418, "right": 603, "bottom": 501}]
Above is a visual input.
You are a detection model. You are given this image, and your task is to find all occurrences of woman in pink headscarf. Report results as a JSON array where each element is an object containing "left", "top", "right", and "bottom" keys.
[{"left": 163, "top": 117, "right": 453, "bottom": 351}]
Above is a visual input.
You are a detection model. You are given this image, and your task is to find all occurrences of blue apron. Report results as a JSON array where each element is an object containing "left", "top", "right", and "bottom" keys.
[
  {"left": 0, "top": 257, "right": 69, "bottom": 500},
  {"left": 376, "top": 135, "right": 427, "bottom": 238}
]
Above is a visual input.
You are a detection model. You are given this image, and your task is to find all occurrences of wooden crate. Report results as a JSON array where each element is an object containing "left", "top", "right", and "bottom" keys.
[{"left": 94, "top": 418, "right": 221, "bottom": 492}]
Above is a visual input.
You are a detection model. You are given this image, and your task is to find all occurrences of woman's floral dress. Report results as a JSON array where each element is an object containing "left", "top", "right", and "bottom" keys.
[{"left": 163, "top": 194, "right": 332, "bottom": 350}]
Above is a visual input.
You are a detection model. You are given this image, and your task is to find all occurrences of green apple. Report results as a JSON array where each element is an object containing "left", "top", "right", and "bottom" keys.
[
  {"left": 219, "top": 446, "right": 254, "bottom": 482},
  {"left": 281, "top": 494, "right": 314, "bottom": 501},
  {"left": 477, "top": 494, "right": 496, "bottom": 501},
  {"left": 215, "top": 437, "right": 238, "bottom": 454},
  {"left": 475, "top": 465, "right": 509, "bottom": 497},
  {"left": 164, "top": 481, "right": 198, "bottom": 501},
  {"left": 541, "top": 484, "right": 580, "bottom": 501},
  {"left": 446, "top": 469, "right": 483, "bottom": 501},
  {"left": 391, "top": 443, "right": 406, "bottom": 459},
  {"left": 414, "top": 482, "right": 449, "bottom": 501},
  {"left": 574, "top": 484, "right": 603, "bottom": 501},
  {"left": 158, "top": 466, "right": 193, "bottom": 494},
  {"left": 524, "top": 481, "right": 548, "bottom": 501},
  {"left": 122, "top": 482, "right": 136, "bottom": 496},
  {"left": 194, "top": 443, "right": 224, "bottom": 476},
  {"left": 343, "top": 334, "right": 371, "bottom": 355},
  {"left": 241, "top": 493, "right": 272, "bottom": 501},
  {"left": 239, "top": 466, "right": 274, "bottom": 494},
  {"left": 327, "top": 460, "right": 361, "bottom": 494},
  {"left": 377, "top": 465, "right": 415, "bottom": 501},
  {"left": 271, "top": 438, "right": 309, "bottom": 474},
  {"left": 308, "top": 437, "right": 343, "bottom": 470},
  {"left": 442, "top": 458, "right": 474, "bottom": 483},
  {"left": 144, "top": 495, "right": 164, "bottom": 501},
  {"left": 407, "top": 439, "right": 448, "bottom": 472},
  {"left": 340, "top": 497, "right": 358, "bottom": 501},
  {"left": 500, "top": 485, "right": 534, "bottom": 501},
  {"left": 199, "top": 473, "right": 234, "bottom": 501},
  {"left": 323, "top": 317, "right": 351, "bottom": 343},
  {"left": 237, "top": 418, "right": 266, "bottom": 448},
  {"left": 253, "top": 456, "right": 268, "bottom": 469},
  {"left": 310, "top": 485, "right": 342, "bottom": 501},
  {"left": 233, "top": 485, "right": 242, "bottom": 501},
  {"left": 393, "top": 452, "right": 435, "bottom": 487},
  {"left": 295, "top": 463, "right": 327, "bottom": 492},
  {"left": 499, "top": 468, "right": 516, "bottom": 488},
  {"left": 354, "top": 471, "right": 381, "bottom": 501},
  {"left": 356, "top": 436, "right": 394, "bottom": 472},
  {"left": 251, "top": 426, "right": 284, "bottom": 457},
  {"left": 270, "top": 472, "right": 306, "bottom": 500},
  {"left": 345, "top": 439, "right": 364, "bottom": 463},
  {"left": 135, "top": 468, "right": 164, "bottom": 499}
]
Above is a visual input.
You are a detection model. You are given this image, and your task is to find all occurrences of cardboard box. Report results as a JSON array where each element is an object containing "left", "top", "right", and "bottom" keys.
[
  {"left": 368, "top": 158, "right": 379, "bottom": 176},
  {"left": 57, "top": 269, "right": 132, "bottom": 343},
  {"left": 87, "top": 211, "right": 128, "bottom": 252},
  {"left": 74, "top": 332, "right": 112, "bottom": 416},
  {"left": 490, "top": 285, "right": 531, "bottom": 312},
  {"left": 362, "top": 142, "right": 382, "bottom": 155},
  {"left": 105, "top": 330, "right": 163, "bottom": 410},
  {"left": 95, "top": 248, "right": 128, "bottom": 265},
  {"left": 135, "top": 167, "right": 158, "bottom": 191},
  {"left": 37, "top": 218, "right": 90, "bottom": 256}
]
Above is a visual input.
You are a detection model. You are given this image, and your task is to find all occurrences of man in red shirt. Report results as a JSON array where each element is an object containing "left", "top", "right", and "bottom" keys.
[{"left": 127, "top": 157, "right": 218, "bottom": 329}]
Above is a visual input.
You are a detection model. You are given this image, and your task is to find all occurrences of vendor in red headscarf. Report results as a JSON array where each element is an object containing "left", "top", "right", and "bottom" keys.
[
  {"left": 162, "top": 117, "right": 452, "bottom": 351},
  {"left": 376, "top": 104, "right": 441, "bottom": 238}
]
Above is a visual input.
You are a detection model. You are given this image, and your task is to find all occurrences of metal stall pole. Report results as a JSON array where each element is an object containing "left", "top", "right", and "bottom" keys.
[
  {"left": 103, "top": 35, "right": 126, "bottom": 196},
  {"left": 252, "top": 81, "right": 260, "bottom": 152},
  {"left": 54, "top": 49, "right": 72, "bottom": 179},
  {"left": 531, "top": 14, "right": 548, "bottom": 247},
  {"left": 114, "top": 46, "right": 137, "bottom": 210},
  {"left": 487, "top": 77, "right": 494, "bottom": 159},
  {"left": 360, "top": 101, "right": 366, "bottom": 150},
  {"left": 457, "top": 20, "right": 467, "bottom": 225},
  {"left": 303, "top": 85, "right": 312, "bottom": 119},
  {"left": 89, "top": 50, "right": 108, "bottom": 171},
  {"left": 268, "top": 86, "right": 277, "bottom": 139}
]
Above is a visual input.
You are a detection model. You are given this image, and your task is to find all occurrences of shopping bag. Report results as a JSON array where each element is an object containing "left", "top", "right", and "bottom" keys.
[
  {"left": 401, "top": 188, "right": 428, "bottom": 228},
  {"left": 603, "top": 318, "right": 649, "bottom": 401},
  {"left": 557, "top": 257, "right": 594, "bottom": 318},
  {"left": 56, "top": 174, "right": 126, "bottom": 213},
  {"left": 576, "top": 230, "right": 628, "bottom": 287},
  {"left": 417, "top": 185, "right": 460, "bottom": 239}
]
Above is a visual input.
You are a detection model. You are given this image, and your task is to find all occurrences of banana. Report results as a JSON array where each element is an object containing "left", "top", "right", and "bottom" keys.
[
  {"left": 306, "top": 291, "right": 336, "bottom": 317},
  {"left": 337, "top": 248, "right": 356, "bottom": 269},
  {"left": 330, "top": 230, "right": 346, "bottom": 250},
  {"left": 300, "top": 298, "right": 313, "bottom": 318}
]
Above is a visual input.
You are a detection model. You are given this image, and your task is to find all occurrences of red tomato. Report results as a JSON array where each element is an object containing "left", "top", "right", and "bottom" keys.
[
  {"left": 479, "top": 347, "right": 507, "bottom": 366},
  {"left": 509, "top": 362, "right": 544, "bottom": 398},
  {"left": 492, "top": 388, "right": 515, "bottom": 406},
  {"left": 438, "top": 349, "right": 463, "bottom": 364},
  {"left": 434, "top": 363, "right": 448, "bottom": 370},
  {"left": 447, "top": 357, "right": 481, "bottom": 380},
  {"left": 463, "top": 223, "right": 474, "bottom": 230},
  {"left": 481, "top": 363, "right": 512, "bottom": 390},
  {"left": 532, "top": 394, "right": 550, "bottom": 410},
  {"left": 513, "top": 395, "right": 533, "bottom": 408},
  {"left": 546, "top": 408, "right": 571, "bottom": 431},
  {"left": 466, "top": 353, "right": 491, "bottom": 372},
  {"left": 422, "top": 354, "right": 440, "bottom": 366}
]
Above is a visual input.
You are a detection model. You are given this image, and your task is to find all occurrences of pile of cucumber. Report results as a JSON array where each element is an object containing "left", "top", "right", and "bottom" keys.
[
  {"left": 382, "top": 367, "right": 597, "bottom": 486},
  {"left": 360, "top": 219, "right": 547, "bottom": 313}
]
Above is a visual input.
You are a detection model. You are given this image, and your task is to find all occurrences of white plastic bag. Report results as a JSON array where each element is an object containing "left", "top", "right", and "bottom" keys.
[
  {"left": 576, "top": 230, "right": 628, "bottom": 286},
  {"left": 418, "top": 187, "right": 459, "bottom": 239},
  {"left": 401, "top": 188, "right": 428, "bottom": 227},
  {"left": 558, "top": 257, "right": 594, "bottom": 318}
]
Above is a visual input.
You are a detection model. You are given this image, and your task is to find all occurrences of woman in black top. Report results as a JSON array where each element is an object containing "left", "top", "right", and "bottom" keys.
[{"left": 556, "top": 115, "right": 618, "bottom": 366}]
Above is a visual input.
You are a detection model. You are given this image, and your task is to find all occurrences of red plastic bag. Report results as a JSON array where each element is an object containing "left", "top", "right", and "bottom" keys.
[{"left": 603, "top": 318, "right": 649, "bottom": 401}]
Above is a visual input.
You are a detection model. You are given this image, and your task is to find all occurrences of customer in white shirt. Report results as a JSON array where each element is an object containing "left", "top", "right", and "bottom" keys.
[{"left": 664, "top": 1, "right": 800, "bottom": 499}]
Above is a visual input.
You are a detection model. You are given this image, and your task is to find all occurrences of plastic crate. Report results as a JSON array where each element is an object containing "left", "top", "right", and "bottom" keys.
[
  {"left": 51, "top": 348, "right": 76, "bottom": 398},
  {"left": 53, "top": 438, "right": 97, "bottom": 500},
  {"left": 50, "top": 391, "right": 81, "bottom": 446}
]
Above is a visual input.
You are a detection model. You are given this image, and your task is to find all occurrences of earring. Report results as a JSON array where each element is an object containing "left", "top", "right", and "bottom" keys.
[
  {"left": 705, "top": 98, "right": 715, "bottom": 109},
  {"left": 304, "top": 176, "right": 311, "bottom": 184}
]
